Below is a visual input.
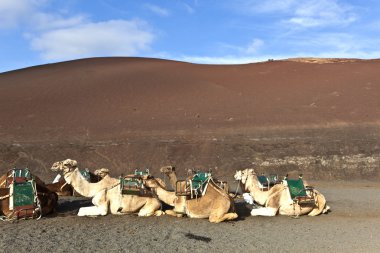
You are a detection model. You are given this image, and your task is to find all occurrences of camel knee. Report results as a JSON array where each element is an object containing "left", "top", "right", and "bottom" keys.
[
  {"left": 226, "top": 212, "right": 238, "bottom": 220},
  {"left": 138, "top": 209, "right": 154, "bottom": 217},
  {"left": 165, "top": 210, "right": 183, "bottom": 217},
  {"left": 155, "top": 210, "right": 165, "bottom": 216},
  {"left": 209, "top": 212, "right": 238, "bottom": 223}
]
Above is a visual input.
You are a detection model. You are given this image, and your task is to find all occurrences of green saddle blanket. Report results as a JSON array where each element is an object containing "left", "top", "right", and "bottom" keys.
[
  {"left": 12, "top": 181, "right": 36, "bottom": 208},
  {"left": 286, "top": 178, "right": 309, "bottom": 200},
  {"left": 191, "top": 172, "right": 210, "bottom": 190},
  {"left": 7, "top": 168, "right": 39, "bottom": 219}
]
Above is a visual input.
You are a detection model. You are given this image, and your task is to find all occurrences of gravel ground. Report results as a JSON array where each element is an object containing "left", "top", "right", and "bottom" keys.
[{"left": 1, "top": 181, "right": 380, "bottom": 253}]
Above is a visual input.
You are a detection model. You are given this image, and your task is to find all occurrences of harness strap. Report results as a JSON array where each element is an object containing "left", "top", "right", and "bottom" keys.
[{"left": 0, "top": 194, "right": 10, "bottom": 200}]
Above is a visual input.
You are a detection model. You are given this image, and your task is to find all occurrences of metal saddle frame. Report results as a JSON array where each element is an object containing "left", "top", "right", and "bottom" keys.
[
  {"left": 175, "top": 170, "right": 229, "bottom": 198},
  {"left": 257, "top": 174, "right": 280, "bottom": 191},
  {"left": 120, "top": 169, "right": 152, "bottom": 197}
]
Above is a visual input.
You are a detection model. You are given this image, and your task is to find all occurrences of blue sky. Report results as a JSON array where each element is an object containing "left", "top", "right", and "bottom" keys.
[{"left": 1, "top": 0, "right": 380, "bottom": 72}]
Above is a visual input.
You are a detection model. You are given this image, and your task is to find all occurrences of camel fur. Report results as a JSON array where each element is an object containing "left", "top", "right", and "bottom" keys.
[
  {"left": 46, "top": 168, "right": 110, "bottom": 196},
  {"left": 50, "top": 159, "right": 163, "bottom": 217},
  {"left": 234, "top": 168, "right": 330, "bottom": 217},
  {"left": 149, "top": 167, "right": 237, "bottom": 223}
]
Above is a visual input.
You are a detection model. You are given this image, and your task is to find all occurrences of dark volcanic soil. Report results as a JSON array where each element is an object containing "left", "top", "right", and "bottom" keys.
[
  {"left": 1, "top": 182, "right": 380, "bottom": 253},
  {"left": 1, "top": 57, "right": 380, "bottom": 180}
]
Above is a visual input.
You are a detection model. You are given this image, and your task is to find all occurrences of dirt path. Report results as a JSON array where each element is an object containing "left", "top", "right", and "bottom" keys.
[{"left": 1, "top": 181, "right": 380, "bottom": 252}]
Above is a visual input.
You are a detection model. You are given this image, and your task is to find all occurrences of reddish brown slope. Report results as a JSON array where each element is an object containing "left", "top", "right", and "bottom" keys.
[
  {"left": 1, "top": 57, "right": 380, "bottom": 180},
  {"left": 1, "top": 57, "right": 380, "bottom": 141}
]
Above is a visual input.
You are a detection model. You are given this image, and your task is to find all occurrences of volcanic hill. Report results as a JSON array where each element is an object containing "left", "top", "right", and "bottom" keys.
[{"left": 1, "top": 57, "right": 380, "bottom": 180}]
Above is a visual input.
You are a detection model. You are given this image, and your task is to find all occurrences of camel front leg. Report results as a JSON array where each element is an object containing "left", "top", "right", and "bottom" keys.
[
  {"left": 78, "top": 191, "right": 108, "bottom": 216},
  {"left": 165, "top": 209, "right": 184, "bottom": 217},
  {"left": 209, "top": 212, "right": 238, "bottom": 223},
  {"left": 137, "top": 199, "right": 161, "bottom": 217}
]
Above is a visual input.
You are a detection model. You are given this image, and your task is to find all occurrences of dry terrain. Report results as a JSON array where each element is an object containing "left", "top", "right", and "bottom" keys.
[
  {"left": 1, "top": 181, "right": 379, "bottom": 253},
  {"left": 1, "top": 58, "right": 380, "bottom": 252},
  {"left": 0, "top": 57, "right": 380, "bottom": 180}
]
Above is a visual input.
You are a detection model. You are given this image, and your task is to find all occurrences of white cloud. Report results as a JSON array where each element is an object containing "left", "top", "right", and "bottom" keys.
[
  {"left": 219, "top": 39, "right": 264, "bottom": 55},
  {"left": 183, "top": 3, "right": 195, "bottom": 14},
  {"left": 287, "top": 0, "right": 357, "bottom": 28},
  {"left": 31, "top": 12, "right": 87, "bottom": 30},
  {"left": 0, "top": 0, "right": 36, "bottom": 28},
  {"left": 245, "top": 39, "right": 264, "bottom": 54},
  {"left": 144, "top": 4, "right": 170, "bottom": 17},
  {"left": 239, "top": 0, "right": 295, "bottom": 13},
  {"left": 234, "top": 0, "right": 357, "bottom": 28},
  {"left": 30, "top": 20, "right": 155, "bottom": 61},
  {"left": 0, "top": 1, "right": 156, "bottom": 61}
]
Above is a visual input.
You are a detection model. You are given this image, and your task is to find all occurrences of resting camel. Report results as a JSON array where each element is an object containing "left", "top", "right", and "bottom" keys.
[
  {"left": 0, "top": 170, "right": 58, "bottom": 219},
  {"left": 51, "top": 159, "right": 164, "bottom": 217},
  {"left": 234, "top": 168, "right": 330, "bottom": 216},
  {"left": 46, "top": 168, "right": 110, "bottom": 196},
  {"left": 148, "top": 167, "right": 237, "bottom": 223}
]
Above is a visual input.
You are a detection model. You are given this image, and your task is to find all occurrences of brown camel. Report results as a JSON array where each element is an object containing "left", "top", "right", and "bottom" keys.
[
  {"left": 234, "top": 168, "right": 330, "bottom": 216},
  {"left": 146, "top": 168, "right": 237, "bottom": 223},
  {"left": 51, "top": 159, "right": 164, "bottom": 217}
]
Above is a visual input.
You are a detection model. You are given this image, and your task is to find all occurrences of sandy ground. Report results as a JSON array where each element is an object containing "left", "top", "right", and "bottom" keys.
[{"left": 1, "top": 181, "right": 380, "bottom": 253}]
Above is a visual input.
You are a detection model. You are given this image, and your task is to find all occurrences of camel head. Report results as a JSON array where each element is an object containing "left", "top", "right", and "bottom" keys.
[
  {"left": 143, "top": 177, "right": 162, "bottom": 189},
  {"left": 51, "top": 159, "right": 78, "bottom": 174},
  {"left": 234, "top": 168, "right": 256, "bottom": 184},
  {"left": 160, "top": 166, "right": 175, "bottom": 174},
  {"left": 94, "top": 168, "right": 110, "bottom": 179}
]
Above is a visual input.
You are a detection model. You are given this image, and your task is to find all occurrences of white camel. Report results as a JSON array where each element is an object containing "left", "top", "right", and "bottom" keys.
[
  {"left": 51, "top": 159, "right": 163, "bottom": 217},
  {"left": 234, "top": 168, "right": 330, "bottom": 217}
]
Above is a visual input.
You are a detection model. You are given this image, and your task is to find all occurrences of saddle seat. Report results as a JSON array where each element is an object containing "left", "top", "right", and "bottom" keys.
[
  {"left": 284, "top": 175, "right": 315, "bottom": 205},
  {"left": 6, "top": 168, "right": 40, "bottom": 220},
  {"left": 120, "top": 169, "right": 152, "bottom": 197}
]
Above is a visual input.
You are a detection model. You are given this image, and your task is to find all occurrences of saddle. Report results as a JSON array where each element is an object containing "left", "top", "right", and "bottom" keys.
[
  {"left": 257, "top": 174, "right": 280, "bottom": 191},
  {"left": 5, "top": 168, "right": 41, "bottom": 220},
  {"left": 175, "top": 171, "right": 229, "bottom": 198},
  {"left": 119, "top": 169, "right": 152, "bottom": 197},
  {"left": 284, "top": 175, "right": 315, "bottom": 205},
  {"left": 79, "top": 169, "right": 92, "bottom": 182}
]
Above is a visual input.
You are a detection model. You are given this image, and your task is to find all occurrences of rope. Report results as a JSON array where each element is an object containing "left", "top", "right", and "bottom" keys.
[
  {"left": 59, "top": 182, "right": 68, "bottom": 192},
  {"left": 0, "top": 180, "right": 6, "bottom": 188},
  {"left": 31, "top": 180, "right": 42, "bottom": 220},
  {"left": 0, "top": 194, "right": 10, "bottom": 200}
]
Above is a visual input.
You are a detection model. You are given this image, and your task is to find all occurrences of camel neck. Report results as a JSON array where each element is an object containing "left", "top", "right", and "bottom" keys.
[
  {"left": 165, "top": 172, "right": 178, "bottom": 190},
  {"left": 244, "top": 175, "right": 269, "bottom": 206},
  {"left": 64, "top": 169, "right": 117, "bottom": 198},
  {"left": 153, "top": 185, "right": 177, "bottom": 206}
]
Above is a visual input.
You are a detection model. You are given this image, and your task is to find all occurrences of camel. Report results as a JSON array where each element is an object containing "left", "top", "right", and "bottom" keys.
[
  {"left": 147, "top": 167, "right": 237, "bottom": 223},
  {"left": 234, "top": 168, "right": 330, "bottom": 217},
  {"left": 50, "top": 159, "right": 164, "bottom": 217},
  {"left": 0, "top": 170, "right": 58, "bottom": 219},
  {"left": 46, "top": 168, "right": 110, "bottom": 196}
]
